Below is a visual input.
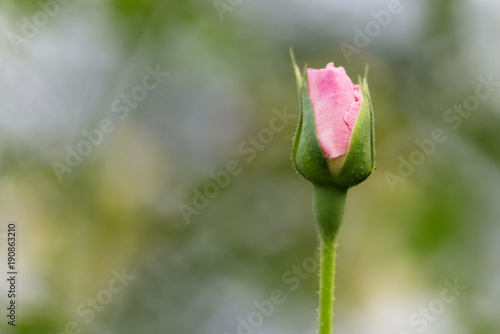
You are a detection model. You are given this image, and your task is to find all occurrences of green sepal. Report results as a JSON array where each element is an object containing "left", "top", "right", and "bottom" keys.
[
  {"left": 290, "top": 48, "right": 305, "bottom": 178},
  {"left": 333, "top": 70, "right": 375, "bottom": 188},
  {"left": 290, "top": 55, "right": 334, "bottom": 185}
]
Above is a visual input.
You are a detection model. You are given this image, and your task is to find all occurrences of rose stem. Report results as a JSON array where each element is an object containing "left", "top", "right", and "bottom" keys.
[{"left": 312, "top": 184, "right": 346, "bottom": 334}]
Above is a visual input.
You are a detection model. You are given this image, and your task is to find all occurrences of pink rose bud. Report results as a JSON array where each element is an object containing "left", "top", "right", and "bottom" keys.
[{"left": 291, "top": 55, "right": 375, "bottom": 188}]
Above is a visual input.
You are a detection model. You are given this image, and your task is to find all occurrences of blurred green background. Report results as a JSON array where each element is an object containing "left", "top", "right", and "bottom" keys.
[{"left": 0, "top": 0, "right": 499, "bottom": 333}]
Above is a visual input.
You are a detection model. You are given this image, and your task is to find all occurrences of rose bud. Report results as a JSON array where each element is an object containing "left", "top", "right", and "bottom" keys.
[
  {"left": 291, "top": 56, "right": 375, "bottom": 189},
  {"left": 288, "top": 52, "right": 376, "bottom": 334}
]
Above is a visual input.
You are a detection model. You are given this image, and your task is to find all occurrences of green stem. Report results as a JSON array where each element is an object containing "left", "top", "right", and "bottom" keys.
[
  {"left": 318, "top": 235, "right": 337, "bottom": 334},
  {"left": 312, "top": 184, "right": 347, "bottom": 334}
]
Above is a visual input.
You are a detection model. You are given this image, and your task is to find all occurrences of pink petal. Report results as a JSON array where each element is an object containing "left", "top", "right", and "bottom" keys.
[
  {"left": 307, "top": 62, "right": 361, "bottom": 160},
  {"left": 344, "top": 85, "right": 361, "bottom": 131}
]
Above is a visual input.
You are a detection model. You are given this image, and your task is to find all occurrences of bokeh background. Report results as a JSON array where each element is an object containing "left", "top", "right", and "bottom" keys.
[{"left": 1, "top": 0, "right": 500, "bottom": 333}]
